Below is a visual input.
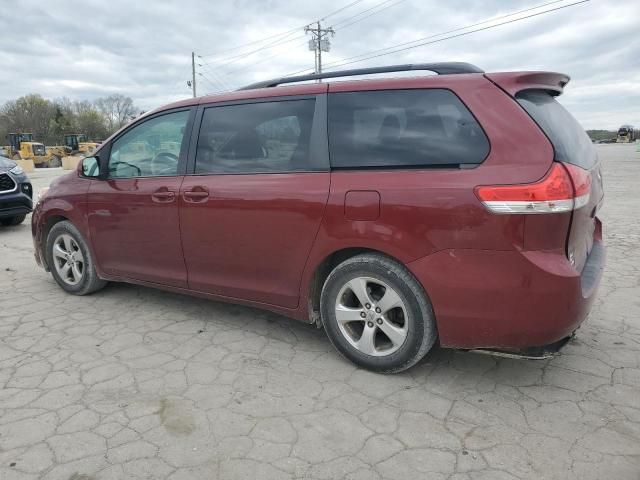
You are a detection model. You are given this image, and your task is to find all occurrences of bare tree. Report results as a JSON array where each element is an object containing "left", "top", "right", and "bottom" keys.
[{"left": 94, "top": 94, "right": 136, "bottom": 132}]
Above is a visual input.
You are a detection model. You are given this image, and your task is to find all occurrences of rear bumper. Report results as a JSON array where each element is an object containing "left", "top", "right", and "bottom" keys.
[
  {"left": 469, "top": 335, "right": 574, "bottom": 359},
  {"left": 408, "top": 219, "right": 605, "bottom": 349}
]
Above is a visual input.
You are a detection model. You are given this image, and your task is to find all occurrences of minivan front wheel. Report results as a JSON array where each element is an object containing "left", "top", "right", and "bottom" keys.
[
  {"left": 320, "top": 253, "right": 437, "bottom": 373},
  {"left": 46, "top": 221, "right": 107, "bottom": 295}
]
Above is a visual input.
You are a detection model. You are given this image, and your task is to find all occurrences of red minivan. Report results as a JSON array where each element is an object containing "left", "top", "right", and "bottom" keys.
[{"left": 32, "top": 63, "right": 605, "bottom": 372}]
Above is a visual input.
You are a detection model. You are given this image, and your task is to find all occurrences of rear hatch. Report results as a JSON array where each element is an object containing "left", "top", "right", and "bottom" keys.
[{"left": 516, "top": 90, "right": 604, "bottom": 272}]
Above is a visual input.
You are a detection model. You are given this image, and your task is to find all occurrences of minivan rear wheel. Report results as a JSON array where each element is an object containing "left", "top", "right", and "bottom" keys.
[
  {"left": 46, "top": 221, "right": 107, "bottom": 295},
  {"left": 320, "top": 253, "right": 437, "bottom": 373}
]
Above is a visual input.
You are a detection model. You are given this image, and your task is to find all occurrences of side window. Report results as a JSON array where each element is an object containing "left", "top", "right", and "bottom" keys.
[
  {"left": 109, "top": 110, "right": 190, "bottom": 178},
  {"left": 195, "top": 99, "right": 317, "bottom": 174},
  {"left": 328, "top": 89, "right": 489, "bottom": 168}
]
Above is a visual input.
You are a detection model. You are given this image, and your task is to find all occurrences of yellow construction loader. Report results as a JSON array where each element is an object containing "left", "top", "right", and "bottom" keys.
[
  {"left": 44, "top": 134, "right": 101, "bottom": 167},
  {"left": 3, "top": 133, "right": 60, "bottom": 167},
  {"left": 63, "top": 134, "right": 100, "bottom": 155}
]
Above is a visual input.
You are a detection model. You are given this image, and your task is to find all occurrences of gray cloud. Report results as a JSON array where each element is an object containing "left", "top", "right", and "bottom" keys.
[{"left": 1, "top": 0, "right": 637, "bottom": 129}]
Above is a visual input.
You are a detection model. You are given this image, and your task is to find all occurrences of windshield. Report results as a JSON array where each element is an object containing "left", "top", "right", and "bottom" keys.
[{"left": 516, "top": 90, "right": 597, "bottom": 169}]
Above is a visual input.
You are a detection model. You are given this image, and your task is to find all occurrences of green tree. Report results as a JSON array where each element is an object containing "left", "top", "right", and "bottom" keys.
[
  {"left": 76, "top": 108, "right": 109, "bottom": 141},
  {"left": 586, "top": 129, "right": 616, "bottom": 141},
  {"left": 0, "top": 93, "right": 136, "bottom": 148},
  {"left": 0, "top": 94, "right": 56, "bottom": 145},
  {"left": 48, "top": 99, "right": 77, "bottom": 144}
]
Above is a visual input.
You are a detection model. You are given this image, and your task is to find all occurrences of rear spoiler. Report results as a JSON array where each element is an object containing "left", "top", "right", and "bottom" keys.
[{"left": 485, "top": 72, "right": 570, "bottom": 97}]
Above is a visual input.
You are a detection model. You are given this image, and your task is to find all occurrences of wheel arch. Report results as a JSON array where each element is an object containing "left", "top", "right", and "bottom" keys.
[
  {"left": 40, "top": 214, "right": 70, "bottom": 270},
  {"left": 306, "top": 247, "right": 407, "bottom": 326}
]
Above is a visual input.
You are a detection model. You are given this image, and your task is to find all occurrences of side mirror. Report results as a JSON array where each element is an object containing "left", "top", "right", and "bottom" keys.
[{"left": 81, "top": 156, "right": 101, "bottom": 178}]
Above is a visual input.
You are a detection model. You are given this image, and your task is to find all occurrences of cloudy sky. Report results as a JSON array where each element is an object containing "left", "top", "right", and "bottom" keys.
[{"left": 1, "top": 0, "right": 638, "bottom": 129}]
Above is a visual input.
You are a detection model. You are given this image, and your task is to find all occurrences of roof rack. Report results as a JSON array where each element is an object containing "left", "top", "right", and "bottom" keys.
[{"left": 238, "top": 62, "right": 483, "bottom": 91}]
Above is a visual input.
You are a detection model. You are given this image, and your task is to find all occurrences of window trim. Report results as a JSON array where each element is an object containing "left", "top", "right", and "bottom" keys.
[
  {"left": 103, "top": 107, "right": 196, "bottom": 180},
  {"left": 186, "top": 94, "right": 329, "bottom": 176},
  {"left": 326, "top": 87, "right": 491, "bottom": 171}
]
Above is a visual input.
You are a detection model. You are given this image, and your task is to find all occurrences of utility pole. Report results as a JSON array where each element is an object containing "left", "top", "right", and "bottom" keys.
[
  {"left": 191, "top": 51, "right": 197, "bottom": 98},
  {"left": 305, "top": 22, "right": 334, "bottom": 75}
]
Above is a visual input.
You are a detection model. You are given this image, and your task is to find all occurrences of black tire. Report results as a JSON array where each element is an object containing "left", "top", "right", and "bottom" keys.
[
  {"left": 320, "top": 253, "right": 437, "bottom": 373},
  {"left": 46, "top": 221, "right": 107, "bottom": 295},
  {"left": 0, "top": 214, "right": 26, "bottom": 226},
  {"left": 48, "top": 155, "right": 62, "bottom": 168}
]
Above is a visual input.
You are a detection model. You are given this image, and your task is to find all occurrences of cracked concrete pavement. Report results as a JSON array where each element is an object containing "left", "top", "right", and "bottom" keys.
[{"left": 0, "top": 144, "right": 639, "bottom": 479}]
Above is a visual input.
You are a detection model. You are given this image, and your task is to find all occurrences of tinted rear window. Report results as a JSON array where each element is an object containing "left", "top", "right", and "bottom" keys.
[
  {"left": 195, "top": 99, "right": 320, "bottom": 174},
  {"left": 328, "top": 89, "right": 489, "bottom": 169},
  {"left": 516, "top": 91, "right": 596, "bottom": 169}
]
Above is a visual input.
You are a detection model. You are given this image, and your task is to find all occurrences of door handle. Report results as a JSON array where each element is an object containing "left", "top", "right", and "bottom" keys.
[
  {"left": 183, "top": 187, "right": 209, "bottom": 203},
  {"left": 151, "top": 190, "right": 176, "bottom": 203}
]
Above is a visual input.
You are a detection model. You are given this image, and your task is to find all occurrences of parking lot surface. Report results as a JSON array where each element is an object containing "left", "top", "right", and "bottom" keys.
[{"left": 1, "top": 144, "right": 639, "bottom": 480}]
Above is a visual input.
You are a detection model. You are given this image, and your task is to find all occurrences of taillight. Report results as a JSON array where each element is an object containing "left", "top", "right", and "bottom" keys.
[{"left": 475, "top": 162, "right": 591, "bottom": 214}]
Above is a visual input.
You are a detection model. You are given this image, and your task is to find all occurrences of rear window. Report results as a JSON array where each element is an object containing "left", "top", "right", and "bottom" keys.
[
  {"left": 516, "top": 91, "right": 596, "bottom": 169},
  {"left": 328, "top": 89, "right": 489, "bottom": 169}
]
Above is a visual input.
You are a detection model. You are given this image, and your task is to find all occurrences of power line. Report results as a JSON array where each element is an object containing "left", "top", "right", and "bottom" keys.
[
  {"left": 198, "top": 27, "right": 303, "bottom": 59},
  {"left": 200, "top": 30, "right": 305, "bottom": 67},
  {"left": 197, "top": 0, "right": 366, "bottom": 59},
  {"left": 194, "top": 1, "right": 372, "bottom": 87},
  {"left": 194, "top": 30, "right": 305, "bottom": 92},
  {"left": 325, "top": 0, "right": 567, "bottom": 67},
  {"left": 321, "top": 0, "right": 366, "bottom": 20},
  {"left": 283, "top": 0, "right": 586, "bottom": 77},
  {"left": 196, "top": 32, "right": 306, "bottom": 89},
  {"left": 330, "top": 0, "right": 401, "bottom": 29},
  {"left": 199, "top": 63, "right": 234, "bottom": 91},
  {"left": 276, "top": 0, "right": 408, "bottom": 84},
  {"left": 198, "top": 72, "right": 225, "bottom": 92},
  {"left": 197, "top": 73, "right": 219, "bottom": 91},
  {"left": 167, "top": 78, "right": 190, "bottom": 99},
  {"left": 333, "top": 0, "right": 409, "bottom": 30},
  {"left": 324, "top": 0, "right": 589, "bottom": 70},
  {"left": 218, "top": 39, "right": 311, "bottom": 78},
  {"left": 197, "top": 73, "right": 222, "bottom": 94}
]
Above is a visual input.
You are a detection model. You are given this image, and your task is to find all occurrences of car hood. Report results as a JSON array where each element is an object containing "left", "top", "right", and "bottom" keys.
[{"left": 0, "top": 155, "right": 16, "bottom": 172}]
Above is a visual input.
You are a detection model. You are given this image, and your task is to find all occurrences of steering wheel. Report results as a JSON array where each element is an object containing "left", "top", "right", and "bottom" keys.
[
  {"left": 110, "top": 161, "right": 142, "bottom": 177},
  {"left": 151, "top": 152, "right": 178, "bottom": 175}
]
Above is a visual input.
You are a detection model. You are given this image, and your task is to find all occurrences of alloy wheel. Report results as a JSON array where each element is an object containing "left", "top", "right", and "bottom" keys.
[
  {"left": 334, "top": 276, "right": 408, "bottom": 356},
  {"left": 52, "top": 234, "right": 85, "bottom": 286}
]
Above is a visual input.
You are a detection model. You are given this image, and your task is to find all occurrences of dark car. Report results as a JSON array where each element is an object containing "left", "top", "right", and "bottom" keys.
[
  {"left": 31, "top": 63, "right": 605, "bottom": 372},
  {"left": 0, "top": 155, "right": 33, "bottom": 226}
]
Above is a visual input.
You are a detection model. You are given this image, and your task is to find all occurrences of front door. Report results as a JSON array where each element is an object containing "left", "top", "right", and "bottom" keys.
[
  {"left": 180, "top": 96, "right": 330, "bottom": 308},
  {"left": 88, "top": 109, "right": 192, "bottom": 287}
]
